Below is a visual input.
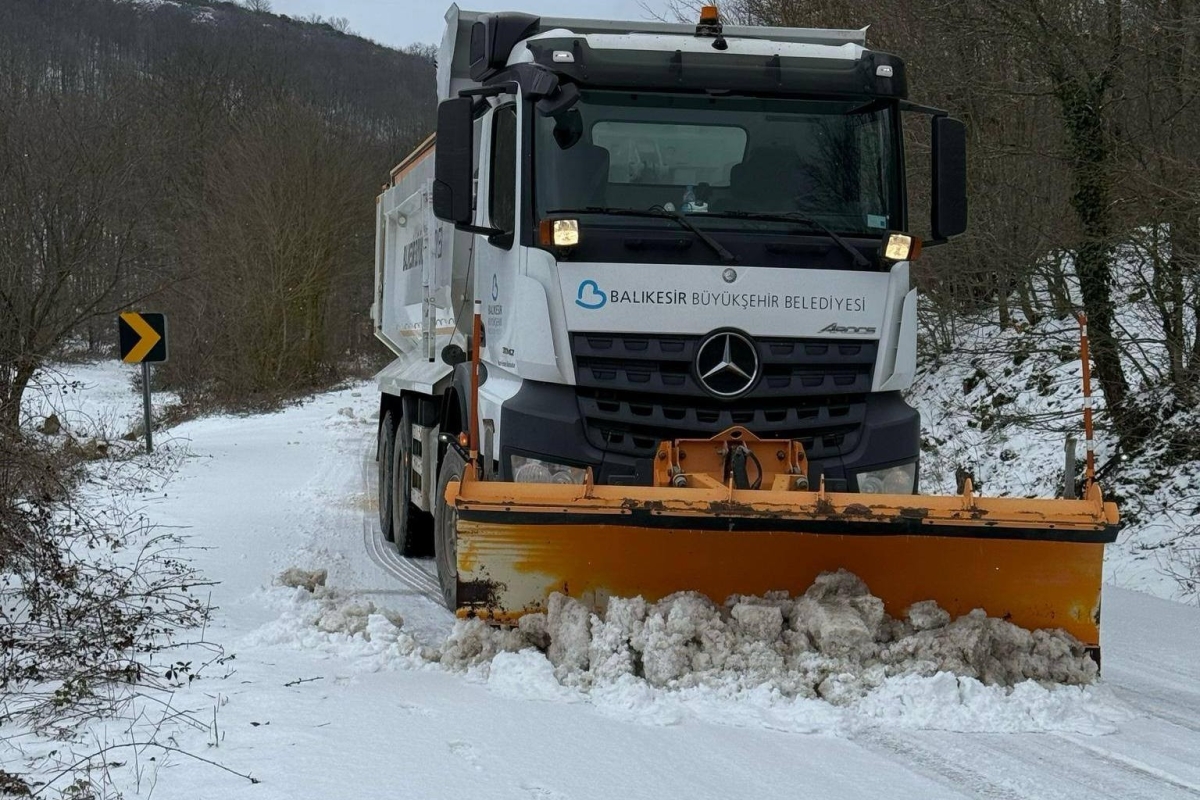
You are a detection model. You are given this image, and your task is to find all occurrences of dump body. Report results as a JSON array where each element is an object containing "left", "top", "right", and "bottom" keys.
[{"left": 373, "top": 135, "right": 475, "bottom": 398}]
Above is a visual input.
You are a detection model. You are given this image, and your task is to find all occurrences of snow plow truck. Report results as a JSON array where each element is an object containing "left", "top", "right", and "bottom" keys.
[{"left": 372, "top": 4, "right": 1121, "bottom": 659}]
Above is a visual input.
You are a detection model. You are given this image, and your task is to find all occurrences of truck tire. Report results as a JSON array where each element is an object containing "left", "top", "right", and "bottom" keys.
[
  {"left": 377, "top": 408, "right": 397, "bottom": 541},
  {"left": 434, "top": 446, "right": 466, "bottom": 611},
  {"left": 392, "top": 397, "right": 434, "bottom": 557}
]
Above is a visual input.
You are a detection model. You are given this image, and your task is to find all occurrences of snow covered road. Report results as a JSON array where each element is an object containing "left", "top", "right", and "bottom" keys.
[{"left": 13, "top": 374, "right": 1200, "bottom": 799}]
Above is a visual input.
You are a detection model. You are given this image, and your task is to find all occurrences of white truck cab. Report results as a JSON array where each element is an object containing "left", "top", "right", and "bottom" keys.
[{"left": 372, "top": 5, "right": 967, "bottom": 558}]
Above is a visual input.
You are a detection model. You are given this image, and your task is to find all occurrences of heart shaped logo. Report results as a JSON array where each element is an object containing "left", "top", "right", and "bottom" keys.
[{"left": 575, "top": 279, "right": 607, "bottom": 310}]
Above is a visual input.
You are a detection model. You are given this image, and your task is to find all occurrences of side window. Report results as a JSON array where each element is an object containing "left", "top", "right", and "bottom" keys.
[{"left": 489, "top": 104, "right": 517, "bottom": 240}]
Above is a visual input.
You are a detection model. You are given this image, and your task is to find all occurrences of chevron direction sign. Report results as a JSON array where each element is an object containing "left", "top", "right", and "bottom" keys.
[{"left": 118, "top": 312, "right": 168, "bottom": 364}]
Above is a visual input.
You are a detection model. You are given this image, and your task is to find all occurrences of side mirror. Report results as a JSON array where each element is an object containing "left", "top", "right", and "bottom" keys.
[
  {"left": 432, "top": 98, "right": 474, "bottom": 225},
  {"left": 931, "top": 116, "right": 967, "bottom": 240}
]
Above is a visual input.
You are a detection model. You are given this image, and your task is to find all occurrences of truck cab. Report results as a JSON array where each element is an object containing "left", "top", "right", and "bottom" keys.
[{"left": 372, "top": 5, "right": 966, "bottom": 560}]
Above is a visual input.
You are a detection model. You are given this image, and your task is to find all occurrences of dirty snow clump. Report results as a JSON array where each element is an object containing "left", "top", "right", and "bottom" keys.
[
  {"left": 250, "top": 568, "right": 427, "bottom": 671},
  {"left": 498, "top": 569, "right": 1098, "bottom": 704},
  {"left": 273, "top": 567, "right": 407, "bottom": 639},
  {"left": 278, "top": 567, "right": 327, "bottom": 593}
]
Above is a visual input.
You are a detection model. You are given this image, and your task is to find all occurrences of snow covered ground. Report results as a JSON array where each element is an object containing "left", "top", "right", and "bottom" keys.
[
  {"left": 6, "top": 372, "right": 1200, "bottom": 799},
  {"left": 20, "top": 359, "right": 166, "bottom": 440}
]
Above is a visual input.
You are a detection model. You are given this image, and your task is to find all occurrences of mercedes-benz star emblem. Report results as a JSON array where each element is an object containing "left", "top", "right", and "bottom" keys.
[{"left": 695, "top": 331, "right": 759, "bottom": 398}]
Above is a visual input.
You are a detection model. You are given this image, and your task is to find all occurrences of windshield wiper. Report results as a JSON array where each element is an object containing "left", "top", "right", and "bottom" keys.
[
  {"left": 700, "top": 210, "right": 872, "bottom": 268},
  {"left": 547, "top": 206, "right": 737, "bottom": 263}
]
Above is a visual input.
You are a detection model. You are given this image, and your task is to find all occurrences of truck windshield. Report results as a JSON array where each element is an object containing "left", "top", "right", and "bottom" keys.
[{"left": 534, "top": 90, "right": 900, "bottom": 235}]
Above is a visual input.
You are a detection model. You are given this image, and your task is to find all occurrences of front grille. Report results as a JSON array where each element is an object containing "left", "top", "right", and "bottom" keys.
[
  {"left": 570, "top": 332, "right": 876, "bottom": 460},
  {"left": 571, "top": 333, "right": 876, "bottom": 398},
  {"left": 578, "top": 390, "right": 865, "bottom": 459}
]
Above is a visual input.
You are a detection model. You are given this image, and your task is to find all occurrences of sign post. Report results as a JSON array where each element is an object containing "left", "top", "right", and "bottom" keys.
[
  {"left": 141, "top": 361, "right": 153, "bottom": 453},
  {"left": 118, "top": 312, "right": 168, "bottom": 454}
]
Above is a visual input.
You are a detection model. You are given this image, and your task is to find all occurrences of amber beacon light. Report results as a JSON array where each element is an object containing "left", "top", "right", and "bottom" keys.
[{"left": 696, "top": 4, "right": 724, "bottom": 41}]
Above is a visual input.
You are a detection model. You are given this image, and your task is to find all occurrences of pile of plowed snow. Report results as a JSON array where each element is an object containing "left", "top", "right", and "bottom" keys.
[
  {"left": 247, "top": 568, "right": 436, "bottom": 670},
  {"left": 263, "top": 567, "right": 1111, "bottom": 732},
  {"left": 438, "top": 570, "right": 1097, "bottom": 703}
]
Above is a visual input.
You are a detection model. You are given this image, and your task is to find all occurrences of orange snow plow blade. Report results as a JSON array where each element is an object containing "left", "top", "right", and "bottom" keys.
[{"left": 446, "top": 428, "right": 1120, "bottom": 650}]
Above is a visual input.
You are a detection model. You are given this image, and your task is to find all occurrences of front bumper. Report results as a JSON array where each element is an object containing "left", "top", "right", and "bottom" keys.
[{"left": 498, "top": 380, "right": 919, "bottom": 490}]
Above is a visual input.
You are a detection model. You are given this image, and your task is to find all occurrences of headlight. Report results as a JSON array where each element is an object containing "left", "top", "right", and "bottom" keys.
[
  {"left": 511, "top": 455, "right": 588, "bottom": 485},
  {"left": 855, "top": 463, "right": 916, "bottom": 495},
  {"left": 538, "top": 218, "right": 580, "bottom": 248}
]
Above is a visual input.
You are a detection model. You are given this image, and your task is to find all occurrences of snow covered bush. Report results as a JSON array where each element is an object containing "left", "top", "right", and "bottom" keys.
[{"left": 0, "top": 433, "right": 214, "bottom": 729}]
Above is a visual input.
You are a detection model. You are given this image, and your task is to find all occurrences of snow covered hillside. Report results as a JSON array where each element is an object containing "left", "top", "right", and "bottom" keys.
[{"left": 6, "top": 364, "right": 1200, "bottom": 799}]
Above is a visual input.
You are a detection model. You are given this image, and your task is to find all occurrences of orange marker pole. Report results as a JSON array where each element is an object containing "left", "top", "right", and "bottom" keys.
[{"left": 1076, "top": 312, "right": 1096, "bottom": 486}]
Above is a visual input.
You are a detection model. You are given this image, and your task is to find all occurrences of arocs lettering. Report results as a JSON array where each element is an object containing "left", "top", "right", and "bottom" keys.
[{"left": 820, "top": 322, "right": 877, "bottom": 335}]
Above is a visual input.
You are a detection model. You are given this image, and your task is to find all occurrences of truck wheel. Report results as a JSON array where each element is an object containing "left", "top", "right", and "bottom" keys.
[
  {"left": 392, "top": 397, "right": 434, "bottom": 557},
  {"left": 434, "top": 446, "right": 466, "bottom": 612},
  {"left": 377, "top": 408, "right": 397, "bottom": 541}
]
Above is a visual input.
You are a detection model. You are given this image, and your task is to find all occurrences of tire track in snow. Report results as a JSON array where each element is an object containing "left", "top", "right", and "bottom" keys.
[
  {"left": 995, "top": 733, "right": 1200, "bottom": 800},
  {"left": 1105, "top": 657, "right": 1200, "bottom": 736},
  {"left": 361, "top": 509, "right": 442, "bottom": 599},
  {"left": 1053, "top": 733, "right": 1200, "bottom": 798},
  {"left": 357, "top": 434, "right": 443, "bottom": 602},
  {"left": 1110, "top": 685, "right": 1200, "bottom": 736},
  {"left": 855, "top": 727, "right": 1200, "bottom": 800},
  {"left": 851, "top": 730, "right": 1016, "bottom": 799}
]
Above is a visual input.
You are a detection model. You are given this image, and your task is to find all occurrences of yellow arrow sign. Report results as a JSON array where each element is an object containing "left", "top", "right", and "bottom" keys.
[{"left": 120, "top": 312, "right": 162, "bottom": 364}]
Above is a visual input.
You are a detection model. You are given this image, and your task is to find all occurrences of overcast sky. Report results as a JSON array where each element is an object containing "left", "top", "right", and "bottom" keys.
[{"left": 268, "top": 0, "right": 669, "bottom": 50}]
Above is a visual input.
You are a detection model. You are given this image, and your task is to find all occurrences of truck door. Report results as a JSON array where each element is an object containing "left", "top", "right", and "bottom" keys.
[{"left": 478, "top": 100, "right": 521, "bottom": 373}]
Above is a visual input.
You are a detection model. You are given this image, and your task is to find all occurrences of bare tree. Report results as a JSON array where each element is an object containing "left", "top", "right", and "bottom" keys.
[
  {"left": 167, "top": 102, "right": 379, "bottom": 401},
  {"left": 403, "top": 43, "right": 438, "bottom": 63},
  {"left": 0, "top": 0, "right": 436, "bottom": 415},
  {"left": 1117, "top": 0, "right": 1200, "bottom": 404},
  {"left": 0, "top": 90, "right": 158, "bottom": 433}
]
